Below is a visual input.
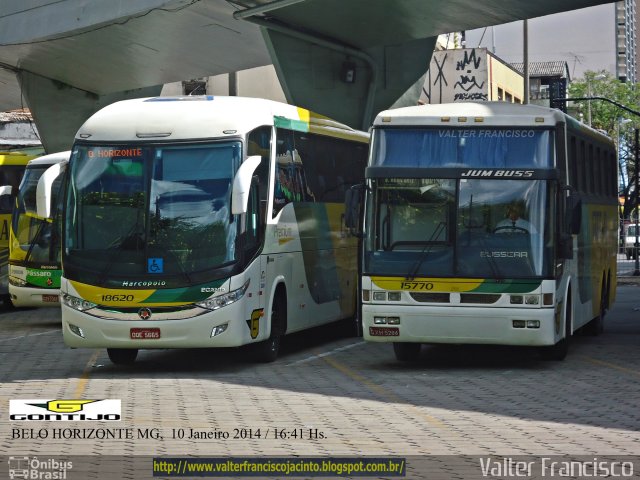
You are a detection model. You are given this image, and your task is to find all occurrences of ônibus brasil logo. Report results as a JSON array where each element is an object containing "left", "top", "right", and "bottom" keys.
[{"left": 10, "top": 399, "right": 121, "bottom": 421}]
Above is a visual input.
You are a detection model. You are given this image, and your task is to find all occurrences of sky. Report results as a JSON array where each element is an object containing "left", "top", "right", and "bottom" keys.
[{"left": 465, "top": 3, "right": 617, "bottom": 80}]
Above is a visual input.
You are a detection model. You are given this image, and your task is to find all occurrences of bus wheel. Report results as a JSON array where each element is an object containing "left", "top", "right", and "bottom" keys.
[
  {"left": 586, "top": 287, "right": 606, "bottom": 336},
  {"left": 107, "top": 348, "right": 138, "bottom": 365},
  {"left": 393, "top": 342, "right": 421, "bottom": 362},
  {"left": 541, "top": 310, "right": 571, "bottom": 361},
  {"left": 254, "top": 290, "right": 286, "bottom": 363}
]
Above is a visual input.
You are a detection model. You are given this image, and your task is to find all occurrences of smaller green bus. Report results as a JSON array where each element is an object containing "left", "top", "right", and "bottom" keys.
[{"left": 9, "top": 151, "right": 69, "bottom": 307}]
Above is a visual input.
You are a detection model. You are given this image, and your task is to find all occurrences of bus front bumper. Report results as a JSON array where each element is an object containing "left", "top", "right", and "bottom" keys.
[
  {"left": 61, "top": 301, "right": 258, "bottom": 349},
  {"left": 362, "top": 304, "right": 557, "bottom": 346},
  {"left": 9, "top": 285, "right": 60, "bottom": 308}
]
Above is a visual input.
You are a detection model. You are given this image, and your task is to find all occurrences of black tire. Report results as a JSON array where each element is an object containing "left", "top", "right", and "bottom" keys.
[
  {"left": 254, "top": 290, "right": 286, "bottom": 363},
  {"left": 541, "top": 301, "right": 571, "bottom": 361},
  {"left": 393, "top": 342, "right": 421, "bottom": 362},
  {"left": 585, "top": 286, "right": 606, "bottom": 336},
  {"left": 107, "top": 348, "right": 138, "bottom": 365}
]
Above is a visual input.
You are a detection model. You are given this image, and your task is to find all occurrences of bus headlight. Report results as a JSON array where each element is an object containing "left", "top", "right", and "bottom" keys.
[
  {"left": 525, "top": 295, "right": 539, "bottom": 305},
  {"left": 62, "top": 294, "right": 97, "bottom": 312},
  {"left": 9, "top": 276, "right": 27, "bottom": 287},
  {"left": 197, "top": 280, "right": 249, "bottom": 311}
]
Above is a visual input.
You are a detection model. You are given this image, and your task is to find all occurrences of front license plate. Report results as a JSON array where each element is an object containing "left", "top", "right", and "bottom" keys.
[
  {"left": 369, "top": 326, "right": 399, "bottom": 337},
  {"left": 130, "top": 328, "right": 160, "bottom": 340},
  {"left": 42, "top": 294, "right": 59, "bottom": 303}
]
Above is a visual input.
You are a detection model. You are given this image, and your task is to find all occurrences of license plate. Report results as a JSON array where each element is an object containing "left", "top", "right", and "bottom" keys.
[
  {"left": 42, "top": 294, "right": 59, "bottom": 303},
  {"left": 369, "top": 326, "right": 399, "bottom": 337},
  {"left": 130, "top": 328, "right": 160, "bottom": 340}
]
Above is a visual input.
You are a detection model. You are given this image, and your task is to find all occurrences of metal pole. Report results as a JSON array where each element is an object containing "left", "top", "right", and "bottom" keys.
[
  {"left": 523, "top": 20, "right": 529, "bottom": 104},
  {"left": 587, "top": 82, "right": 592, "bottom": 126},
  {"left": 635, "top": 128, "right": 640, "bottom": 275},
  {"left": 229, "top": 71, "right": 238, "bottom": 96}
]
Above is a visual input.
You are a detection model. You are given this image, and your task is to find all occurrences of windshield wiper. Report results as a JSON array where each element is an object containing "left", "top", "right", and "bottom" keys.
[
  {"left": 24, "top": 219, "right": 50, "bottom": 263},
  {"left": 406, "top": 221, "right": 447, "bottom": 281}
]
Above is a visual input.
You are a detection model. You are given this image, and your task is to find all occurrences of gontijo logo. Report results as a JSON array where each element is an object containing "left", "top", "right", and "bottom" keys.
[{"left": 10, "top": 399, "right": 121, "bottom": 421}]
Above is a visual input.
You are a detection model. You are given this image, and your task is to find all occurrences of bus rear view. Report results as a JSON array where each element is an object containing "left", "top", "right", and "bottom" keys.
[{"left": 360, "top": 102, "right": 617, "bottom": 361}]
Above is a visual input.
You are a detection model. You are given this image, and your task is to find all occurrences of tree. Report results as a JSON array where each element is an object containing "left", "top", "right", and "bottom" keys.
[{"left": 568, "top": 71, "right": 640, "bottom": 223}]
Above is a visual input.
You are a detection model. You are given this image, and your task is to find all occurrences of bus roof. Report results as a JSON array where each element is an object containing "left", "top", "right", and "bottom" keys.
[
  {"left": 77, "top": 96, "right": 368, "bottom": 144},
  {"left": 0, "top": 151, "right": 39, "bottom": 166},
  {"left": 26, "top": 151, "right": 71, "bottom": 167},
  {"left": 373, "top": 102, "right": 568, "bottom": 128}
]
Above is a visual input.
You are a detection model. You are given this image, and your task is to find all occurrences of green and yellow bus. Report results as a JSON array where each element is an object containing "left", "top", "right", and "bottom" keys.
[
  {"left": 9, "top": 151, "right": 69, "bottom": 307},
  {"left": 37, "top": 96, "right": 368, "bottom": 364},
  {"left": 353, "top": 102, "right": 617, "bottom": 361}
]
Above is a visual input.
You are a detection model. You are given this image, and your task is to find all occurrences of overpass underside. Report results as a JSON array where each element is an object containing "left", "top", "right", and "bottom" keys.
[{"left": 0, "top": 0, "right": 612, "bottom": 151}]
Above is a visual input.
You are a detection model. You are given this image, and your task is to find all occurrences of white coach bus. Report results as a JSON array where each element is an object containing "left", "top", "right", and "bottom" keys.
[
  {"left": 38, "top": 96, "right": 368, "bottom": 364},
  {"left": 349, "top": 102, "right": 617, "bottom": 361}
]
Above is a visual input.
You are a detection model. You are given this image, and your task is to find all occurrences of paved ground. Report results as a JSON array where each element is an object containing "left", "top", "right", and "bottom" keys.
[{"left": 0, "top": 279, "right": 639, "bottom": 478}]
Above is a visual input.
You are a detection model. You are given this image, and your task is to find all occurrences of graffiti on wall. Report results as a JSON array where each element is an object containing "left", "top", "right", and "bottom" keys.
[{"left": 423, "top": 48, "right": 488, "bottom": 104}]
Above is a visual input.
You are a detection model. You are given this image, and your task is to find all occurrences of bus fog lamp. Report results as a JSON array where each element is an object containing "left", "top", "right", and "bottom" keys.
[
  {"left": 386, "top": 317, "right": 400, "bottom": 325},
  {"left": 388, "top": 292, "right": 401, "bottom": 301},
  {"left": 211, "top": 323, "right": 228, "bottom": 337},
  {"left": 62, "top": 294, "right": 97, "bottom": 312},
  {"left": 196, "top": 280, "right": 249, "bottom": 311},
  {"left": 526, "top": 320, "right": 540, "bottom": 328},
  {"left": 510, "top": 295, "right": 523, "bottom": 304},
  {"left": 512, "top": 320, "right": 526, "bottom": 328},
  {"left": 362, "top": 289, "right": 370, "bottom": 301},
  {"left": 69, "top": 323, "right": 85, "bottom": 338},
  {"left": 372, "top": 291, "right": 386, "bottom": 301},
  {"left": 525, "top": 295, "right": 539, "bottom": 305},
  {"left": 374, "top": 316, "right": 387, "bottom": 324}
]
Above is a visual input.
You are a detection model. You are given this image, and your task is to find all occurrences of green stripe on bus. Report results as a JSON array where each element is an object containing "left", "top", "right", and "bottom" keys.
[
  {"left": 142, "top": 278, "right": 227, "bottom": 303},
  {"left": 274, "top": 116, "right": 309, "bottom": 132},
  {"left": 471, "top": 280, "right": 542, "bottom": 293}
]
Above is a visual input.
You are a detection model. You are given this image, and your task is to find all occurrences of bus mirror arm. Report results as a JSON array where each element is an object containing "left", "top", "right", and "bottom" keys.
[
  {"left": 558, "top": 233, "right": 573, "bottom": 259},
  {"left": 232, "top": 156, "right": 262, "bottom": 215},
  {"left": 567, "top": 193, "right": 582, "bottom": 235}
]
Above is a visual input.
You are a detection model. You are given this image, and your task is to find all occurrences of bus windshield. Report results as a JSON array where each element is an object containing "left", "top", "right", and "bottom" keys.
[
  {"left": 364, "top": 178, "right": 553, "bottom": 278},
  {"left": 13, "top": 165, "right": 63, "bottom": 265},
  {"left": 65, "top": 143, "right": 241, "bottom": 285}
]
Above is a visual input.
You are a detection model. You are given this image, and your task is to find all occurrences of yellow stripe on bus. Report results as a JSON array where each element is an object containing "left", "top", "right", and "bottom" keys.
[{"left": 371, "top": 277, "right": 484, "bottom": 292}]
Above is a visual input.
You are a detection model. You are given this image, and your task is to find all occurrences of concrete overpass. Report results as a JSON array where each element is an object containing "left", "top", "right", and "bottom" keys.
[{"left": 0, "top": 0, "right": 614, "bottom": 152}]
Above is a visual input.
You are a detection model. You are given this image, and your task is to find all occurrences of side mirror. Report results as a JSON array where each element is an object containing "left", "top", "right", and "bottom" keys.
[
  {"left": 231, "top": 156, "right": 261, "bottom": 215},
  {"left": 344, "top": 184, "right": 365, "bottom": 235},
  {"left": 36, "top": 161, "right": 68, "bottom": 218},
  {"left": 0, "top": 185, "right": 13, "bottom": 213},
  {"left": 567, "top": 193, "right": 582, "bottom": 235}
]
